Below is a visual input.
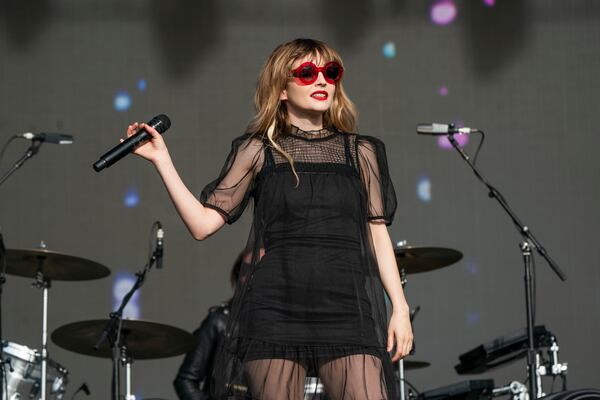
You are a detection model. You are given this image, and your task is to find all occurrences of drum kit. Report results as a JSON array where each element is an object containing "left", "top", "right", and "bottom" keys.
[
  {"left": 0, "top": 242, "right": 571, "bottom": 400},
  {"left": 391, "top": 244, "right": 570, "bottom": 400},
  {"left": 0, "top": 246, "right": 196, "bottom": 400}
]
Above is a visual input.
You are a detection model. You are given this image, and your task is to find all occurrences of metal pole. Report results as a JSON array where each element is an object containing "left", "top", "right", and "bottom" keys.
[
  {"left": 125, "top": 358, "right": 135, "bottom": 400},
  {"left": 41, "top": 285, "right": 48, "bottom": 400},
  {"left": 521, "top": 242, "right": 537, "bottom": 398},
  {"left": 398, "top": 359, "right": 405, "bottom": 400}
]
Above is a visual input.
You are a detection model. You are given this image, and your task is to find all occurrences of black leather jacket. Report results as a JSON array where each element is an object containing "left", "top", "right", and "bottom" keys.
[{"left": 173, "top": 303, "right": 229, "bottom": 400}]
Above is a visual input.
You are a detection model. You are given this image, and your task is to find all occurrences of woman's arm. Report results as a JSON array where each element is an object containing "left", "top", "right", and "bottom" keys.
[
  {"left": 369, "top": 221, "right": 413, "bottom": 361},
  {"left": 154, "top": 154, "right": 226, "bottom": 240},
  {"left": 127, "top": 122, "right": 225, "bottom": 240}
]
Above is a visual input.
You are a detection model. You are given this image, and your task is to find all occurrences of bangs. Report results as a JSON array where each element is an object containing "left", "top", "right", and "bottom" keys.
[{"left": 288, "top": 40, "right": 343, "bottom": 67}]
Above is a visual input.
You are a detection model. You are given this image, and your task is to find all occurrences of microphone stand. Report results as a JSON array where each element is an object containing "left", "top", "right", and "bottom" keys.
[
  {"left": 445, "top": 129, "right": 567, "bottom": 399},
  {"left": 0, "top": 139, "right": 43, "bottom": 187},
  {"left": 94, "top": 223, "right": 162, "bottom": 400},
  {"left": 0, "top": 139, "right": 42, "bottom": 399}
]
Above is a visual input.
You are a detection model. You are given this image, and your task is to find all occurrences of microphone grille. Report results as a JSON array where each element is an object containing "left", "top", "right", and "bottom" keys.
[{"left": 148, "top": 114, "right": 172, "bottom": 134}]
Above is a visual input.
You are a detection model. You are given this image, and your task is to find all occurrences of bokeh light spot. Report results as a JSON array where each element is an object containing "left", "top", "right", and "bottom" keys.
[
  {"left": 124, "top": 187, "right": 140, "bottom": 208},
  {"left": 466, "top": 311, "right": 480, "bottom": 326},
  {"left": 417, "top": 176, "right": 432, "bottom": 202},
  {"left": 137, "top": 79, "right": 147, "bottom": 91},
  {"left": 431, "top": 0, "right": 457, "bottom": 25},
  {"left": 382, "top": 42, "right": 396, "bottom": 59},
  {"left": 483, "top": 0, "right": 495, "bottom": 6},
  {"left": 113, "top": 273, "right": 141, "bottom": 319},
  {"left": 114, "top": 90, "right": 132, "bottom": 112},
  {"left": 437, "top": 134, "right": 469, "bottom": 149},
  {"left": 439, "top": 86, "right": 449, "bottom": 96},
  {"left": 465, "top": 260, "right": 479, "bottom": 275}
]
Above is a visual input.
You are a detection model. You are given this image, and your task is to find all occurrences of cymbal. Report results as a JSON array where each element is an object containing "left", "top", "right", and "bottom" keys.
[
  {"left": 394, "top": 246, "right": 463, "bottom": 274},
  {"left": 394, "top": 359, "right": 431, "bottom": 370},
  {"left": 403, "top": 359, "right": 431, "bottom": 370},
  {"left": 5, "top": 248, "right": 111, "bottom": 281},
  {"left": 52, "top": 319, "right": 196, "bottom": 360}
]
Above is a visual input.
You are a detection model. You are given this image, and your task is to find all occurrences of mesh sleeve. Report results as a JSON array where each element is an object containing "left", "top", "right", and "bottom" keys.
[
  {"left": 200, "top": 134, "right": 264, "bottom": 224},
  {"left": 357, "top": 135, "right": 397, "bottom": 225}
]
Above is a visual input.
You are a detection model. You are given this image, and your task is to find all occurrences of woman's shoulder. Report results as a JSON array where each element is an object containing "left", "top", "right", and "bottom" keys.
[
  {"left": 343, "top": 132, "right": 386, "bottom": 149},
  {"left": 230, "top": 132, "right": 268, "bottom": 151}
]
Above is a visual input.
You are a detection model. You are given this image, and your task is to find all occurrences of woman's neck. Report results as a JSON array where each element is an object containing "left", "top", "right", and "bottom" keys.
[{"left": 286, "top": 112, "right": 323, "bottom": 132}]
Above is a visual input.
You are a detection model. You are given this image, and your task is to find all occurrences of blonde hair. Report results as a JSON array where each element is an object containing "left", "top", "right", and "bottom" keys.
[{"left": 246, "top": 38, "right": 358, "bottom": 183}]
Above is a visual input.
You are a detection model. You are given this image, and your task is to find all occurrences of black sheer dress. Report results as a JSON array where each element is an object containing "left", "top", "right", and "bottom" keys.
[{"left": 200, "top": 126, "right": 398, "bottom": 400}]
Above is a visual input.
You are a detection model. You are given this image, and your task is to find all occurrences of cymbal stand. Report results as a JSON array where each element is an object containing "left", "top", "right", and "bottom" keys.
[
  {"left": 446, "top": 129, "right": 567, "bottom": 398},
  {"left": 95, "top": 221, "right": 162, "bottom": 400},
  {"left": 32, "top": 247, "right": 51, "bottom": 400},
  {"left": 0, "top": 233, "right": 6, "bottom": 400},
  {"left": 1, "top": 137, "right": 52, "bottom": 400},
  {"left": 120, "top": 346, "right": 135, "bottom": 400},
  {"left": 398, "top": 267, "right": 407, "bottom": 400},
  {"left": 0, "top": 139, "right": 42, "bottom": 400},
  {"left": 396, "top": 263, "right": 419, "bottom": 400}
]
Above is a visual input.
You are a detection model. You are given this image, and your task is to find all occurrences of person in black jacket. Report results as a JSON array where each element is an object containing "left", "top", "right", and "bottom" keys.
[{"left": 173, "top": 253, "right": 243, "bottom": 400}]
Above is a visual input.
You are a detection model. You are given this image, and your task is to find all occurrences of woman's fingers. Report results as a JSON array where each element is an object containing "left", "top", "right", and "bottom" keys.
[
  {"left": 393, "top": 339, "right": 402, "bottom": 361},
  {"left": 390, "top": 330, "right": 414, "bottom": 361},
  {"left": 140, "top": 123, "right": 161, "bottom": 139},
  {"left": 123, "top": 121, "right": 168, "bottom": 163},
  {"left": 126, "top": 122, "right": 138, "bottom": 137}
]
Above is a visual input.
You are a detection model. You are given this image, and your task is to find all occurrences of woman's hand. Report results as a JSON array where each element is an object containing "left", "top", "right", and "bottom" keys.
[
  {"left": 124, "top": 122, "right": 169, "bottom": 164},
  {"left": 387, "top": 310, "right": 413, "bottom": 362}
]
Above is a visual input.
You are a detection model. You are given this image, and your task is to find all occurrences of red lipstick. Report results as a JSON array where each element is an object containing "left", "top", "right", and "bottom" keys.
[{"left": 310, "top": 91, "right": 328, "bottom": 101}]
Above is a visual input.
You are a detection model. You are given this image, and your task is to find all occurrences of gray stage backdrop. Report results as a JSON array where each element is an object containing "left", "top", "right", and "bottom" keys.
[{"left": 1, "top": 0, "right": 599, "bottom": 398}]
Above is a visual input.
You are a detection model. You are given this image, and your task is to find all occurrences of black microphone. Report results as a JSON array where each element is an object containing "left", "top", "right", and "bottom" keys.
[
  {"left": 417, "top": 123, "right": 478, "bottom": 136},
  {"left": 156, "top": 224, "right": 164, "bottom": 269},
  {"left": 18, "top": 132, "right": 74, "bottom": 144},
  {"left": 92, "top": 114, "right": 171, "bottom": 172}
]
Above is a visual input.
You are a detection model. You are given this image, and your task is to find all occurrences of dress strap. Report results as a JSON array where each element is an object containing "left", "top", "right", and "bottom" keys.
[
  {"left": 343, "top": 134, "right": 355, "bottom": 169},
  {"left": 263, "top": 139, "right": 276, "bottom": 168}
]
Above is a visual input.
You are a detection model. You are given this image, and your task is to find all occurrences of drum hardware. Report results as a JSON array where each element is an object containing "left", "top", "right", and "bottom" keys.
[
  {"left": 59, "top": 221, "right": 172, "bottom": 400},
  {"left": 51, "top": 319, "right": 196, "bottom": 400},
  {"left": 304, "top": 377, "right": 330, "bottom": 400},
  {"left": 121, "top": 347, "right": 134, "bottom": 400},
  {"left": 394, "top": 241, "right": 463, "bottom": 400},
  {"left": 455, "top": 327, "right": 568, "bottom": 397},
  {"left": 1, "top": 341, "right": 69, "bottom": 400},
  {"left": 423, "top": 126, "right": 568, "bottom": 399},
  {"left": 537, "top": 389, "right": 600, "bottom": 400},
  {"left": 534, "top": 337, "right": 568, "bottom": 398},
  {"left": 1, "top": 132, "right": 74, "bottom": 399},
  {"left": 416, "top": 379, "right": 495, "bottom": 400},
  {"left": 492, "top": 381, "right": 528, "bottom": 400},
  {"left": 1, "top": 232, "right": 6, "bottom": 400},
  {"left": 3, "top": 246, "right": 110, "bottom": 400},
  {"left": 455, "top": 326, "right": 554, "bottom": 374}
]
